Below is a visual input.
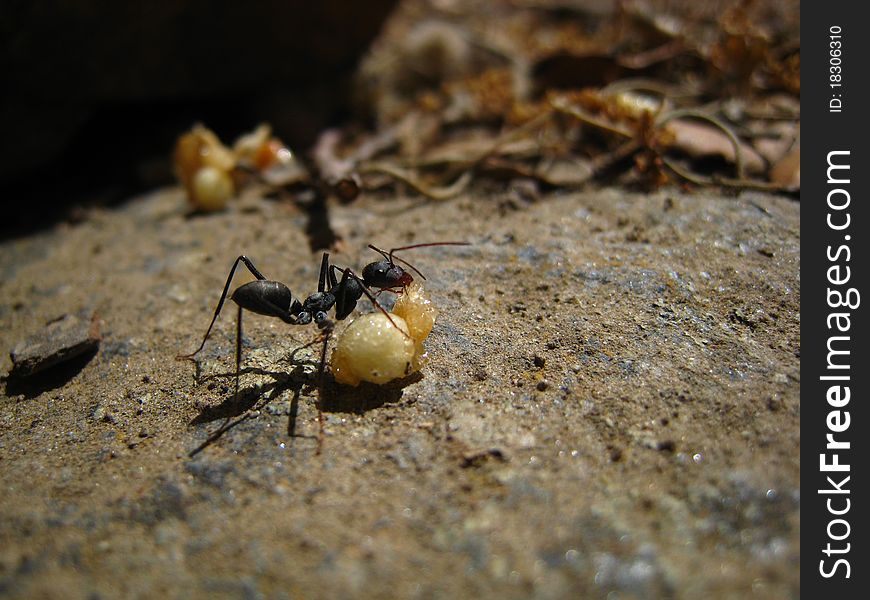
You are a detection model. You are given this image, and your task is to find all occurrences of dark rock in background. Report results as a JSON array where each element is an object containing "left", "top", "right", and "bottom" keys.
[{"left": 0, "top": 0, "right": 397, "bottom": 235}]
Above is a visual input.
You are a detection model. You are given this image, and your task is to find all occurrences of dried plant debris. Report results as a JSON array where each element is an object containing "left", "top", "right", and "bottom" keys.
[
  {"left": 339, "top": 0, "right": 800, "bottom": 196},
  {"left": 169, "top": 0, "right": 799, "bottom": 209},
  {"left": 9, "top": 310, "right": 101, "bottom": 378},
  {"left": 769, "top": 145, "right": 800, "bottom": 191}
]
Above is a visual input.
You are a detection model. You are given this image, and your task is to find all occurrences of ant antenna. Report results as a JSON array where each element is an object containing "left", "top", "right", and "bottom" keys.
[
  {"left": 368, "top": 241, "right": 470, "bottom": 281},
  {"left": 368, "top": 244, "right": 426, "bottom": 279}
]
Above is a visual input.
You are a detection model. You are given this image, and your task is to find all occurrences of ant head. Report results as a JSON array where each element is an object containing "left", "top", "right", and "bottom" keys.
[
  {"left": 397, "top": 270, "right": 414, "bottom": 287},
  {"left": 362, "top": 241, "right": 470, "bottom": 292},
  {"left": 362, "top": 260, "right": 412, "bottom": 290},
  {"left": 365, "top": 244, "right": 431, "bottom": 290}
]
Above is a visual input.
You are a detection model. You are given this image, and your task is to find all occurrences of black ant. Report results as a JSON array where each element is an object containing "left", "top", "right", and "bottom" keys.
[{"left": 177, "top": 242, "right": 469, "bottom": 433}]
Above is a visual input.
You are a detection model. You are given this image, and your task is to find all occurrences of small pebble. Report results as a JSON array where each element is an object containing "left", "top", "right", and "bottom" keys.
[
  {"left": 657, "top": 440, "right": 676, "bottom": 453},
  {"left": 10, "top": 310, "right": 100, "bottom": 378},
  {"left": 92, "top": 404, "right": 116, "bottom": 424}
]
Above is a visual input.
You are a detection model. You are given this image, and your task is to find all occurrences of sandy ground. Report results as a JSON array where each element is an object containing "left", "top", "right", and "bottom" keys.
[{"left": 1, "top": 183, "right": 799, "bottom": 599}]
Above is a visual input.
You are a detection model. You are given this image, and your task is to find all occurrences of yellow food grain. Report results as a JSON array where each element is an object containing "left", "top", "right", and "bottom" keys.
[
  {"left": 190, "top": 166, "right": 234, "bottom": 212},
  {"left": 331, "top": 313, "right": 416, "bottom": 386},
  {"left": 173, "top": 124, "right": 236, "bottom": 211},
  {"left": 331, "top": 283, "right": 439, "bottom": 386},
  {"left": 392, "top": 282, "right": 438, "bottom": 343}
]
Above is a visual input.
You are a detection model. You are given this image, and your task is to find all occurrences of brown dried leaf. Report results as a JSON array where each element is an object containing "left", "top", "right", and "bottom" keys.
[
  {"left": 534, "top": 156, "right": 594, "bottom": 186},
  {"left": 769, "top": 146, "right": 800, "bottom": 190},
  {"left": 420, "top": 135, "right": 540, "bottom": 167},
  {"left": 752, "top": 121, "right": 799, "bottom": 166},
  {"left": 664, "top": 119, "right": 765, "bottom": 175}
]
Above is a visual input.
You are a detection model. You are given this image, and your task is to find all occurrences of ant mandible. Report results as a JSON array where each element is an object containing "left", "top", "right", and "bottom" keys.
[{"left": 177, "top": 241, "right": 469, "bottom": 399}]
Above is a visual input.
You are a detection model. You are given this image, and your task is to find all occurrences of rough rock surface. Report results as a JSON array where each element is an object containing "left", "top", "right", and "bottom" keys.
[
  {"left": 9, "top": 310, "right": 101, "bottom": 378},
  {"left": 0, "top": 184, "right": 799, "bottom": 598}
]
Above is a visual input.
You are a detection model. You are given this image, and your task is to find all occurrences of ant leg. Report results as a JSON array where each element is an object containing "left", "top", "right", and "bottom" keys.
[
  {"left": 234, "top": 305, "right": 243, "bottom": 401},
  {"left": 327, "top": 262, "right": 340, "bottom": 290},
  {"left": 329, "top": 264, "right": 358, "bottom": 319},
  {"left": 177, "top": 255, "right": 269, "bottom": 360},
  {"left": 314, "top": 320, "right": 333, "bottom": 455},
  {"left": 317, "top": 252, "right": 330, "bottom": 293}
]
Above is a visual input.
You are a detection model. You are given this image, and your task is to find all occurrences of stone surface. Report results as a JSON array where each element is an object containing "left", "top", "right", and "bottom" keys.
[
  {"left": 9, "top": 310, "right": 100, "bottom": 378},
  {"left": 0, "top": 183, "right": 799, "bottom": 598}
]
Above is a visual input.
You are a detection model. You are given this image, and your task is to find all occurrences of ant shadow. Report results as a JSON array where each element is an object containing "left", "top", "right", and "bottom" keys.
[
  {"left": 319, "top": 371, "right": 423, "bottom": 414},
  {"left": 186, "top": 345, "right": 316, "bottom": 457},
  {"left": 188, "top": 367, "right": 302, "bottom": 425},
  {"left": 185, "top": 346, "right": 423, "bottom": 457}
]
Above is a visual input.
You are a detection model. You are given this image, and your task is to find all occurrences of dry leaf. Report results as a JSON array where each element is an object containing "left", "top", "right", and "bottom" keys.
[
  {"left": 665, "top": 119, "right": 765, "bottom": 175},
  {"left": 770, "top": 147, "right": 800, "bottom": 190}
]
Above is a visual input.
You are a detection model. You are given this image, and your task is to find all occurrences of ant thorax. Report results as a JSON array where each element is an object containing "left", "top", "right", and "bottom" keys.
[{"left": 301, "top": 291, "right": 335, "bottom": 313}]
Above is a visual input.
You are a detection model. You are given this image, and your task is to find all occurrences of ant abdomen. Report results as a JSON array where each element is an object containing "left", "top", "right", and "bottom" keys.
[{"left": 231, "top": 280, "right": 296, "bottom": 319}]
